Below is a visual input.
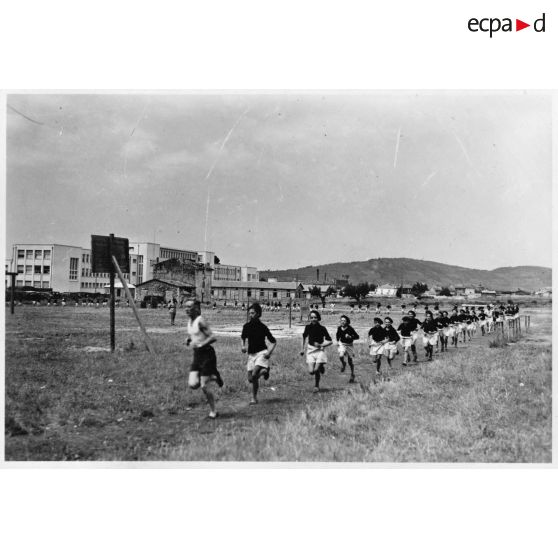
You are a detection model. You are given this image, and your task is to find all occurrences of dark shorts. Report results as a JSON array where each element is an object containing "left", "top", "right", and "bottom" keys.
[{"left": 190, "top": 345, "right": 218, "bottom": 376}]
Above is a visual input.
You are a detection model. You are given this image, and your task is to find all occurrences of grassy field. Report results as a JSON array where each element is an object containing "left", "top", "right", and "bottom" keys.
[{"left": 4, "top": 302, "right": 552, "bottom": 462}]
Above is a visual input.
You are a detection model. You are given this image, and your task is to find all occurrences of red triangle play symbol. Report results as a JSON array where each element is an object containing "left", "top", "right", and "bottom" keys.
[{"left": 516, "top": 19, "right": 530, "bottom": 31}]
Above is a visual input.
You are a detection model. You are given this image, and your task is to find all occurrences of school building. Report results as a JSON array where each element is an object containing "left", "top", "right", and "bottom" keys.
[
  {"left": 7, "top": 243, "right": 131, "bottom": 294},
  {"left": 8, "top": 241, "right": 262, "bottom": 298}
]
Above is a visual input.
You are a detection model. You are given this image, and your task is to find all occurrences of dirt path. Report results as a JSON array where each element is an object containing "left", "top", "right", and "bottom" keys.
[
  {"left": 6, "top": 324, "right": 498, "bottom": 460},
  {"left": 158, "top": 329, "right": 497, "bottom": 439}
]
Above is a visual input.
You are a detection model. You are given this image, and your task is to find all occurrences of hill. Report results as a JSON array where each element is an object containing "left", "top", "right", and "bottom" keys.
[{"left": 259, "top": 258, "right": 551, "bottom": 292}]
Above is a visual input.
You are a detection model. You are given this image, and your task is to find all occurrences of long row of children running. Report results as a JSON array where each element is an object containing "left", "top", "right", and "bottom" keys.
[{"left": 183, "top": 300, "right": 507, "bottom": 419}]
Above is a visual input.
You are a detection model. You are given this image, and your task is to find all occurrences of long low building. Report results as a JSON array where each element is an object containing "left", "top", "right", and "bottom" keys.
[{"left": 211, "top": 280, "right": 303, "bottom": 303}]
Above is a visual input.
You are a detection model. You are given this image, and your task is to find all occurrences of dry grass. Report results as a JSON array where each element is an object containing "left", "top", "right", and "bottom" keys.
[{"left": 4, "top": 303, "right": 552, "bottom": 462}]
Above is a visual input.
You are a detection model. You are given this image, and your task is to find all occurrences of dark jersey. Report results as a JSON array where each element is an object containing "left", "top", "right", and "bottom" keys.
[
  {"left": 384, "top": 325, "right": 400, "bottom": 343},
  {"left": 436, "top": 316, "right": 450, "bottom": 328},
  {"left": 336, "top": 325, "right": 360, "bottom": 345},
  {"left": 422, "top": 320, "right": 438, "bottom": 334},
  {"left": 449, "top": 314, "right": 460, "bottom": 324},
  {"left": 241, "top": 320, "right": 276, "bottom": 353},
  {"left": 368, "top": 325, "right": 387, "bottom": 343},
  {"left": 408, "top": 317, "right": 422, "bottom": 331},
  {"left": 303, "top": 323, "right": 332, "bottom": 346},
  {"left": 397, "top": 322, "right": 414, "bottom": 337}
]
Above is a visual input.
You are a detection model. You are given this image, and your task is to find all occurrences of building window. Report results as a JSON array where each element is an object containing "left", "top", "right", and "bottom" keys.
[
  {"left": 17, "top": 250, "right": 25, "bottom": 259},
  {"left": 222, "top": 289, "right": 226, "bottom": 296},
  {"left": 35, "top": 250, "right": 42, "bottom": 259},
  {"left": 26, "top": 250, "right": 33, "bottom": 259},
  {"left": 17, "top": 265, "right": 24, "bottom": 273},
  {"left": 34, "top": 265, "right": 41, "bottom": 274},
  {"left": 273, "top": 290, "right": 278, "bottom": 298},
  {"left": 16, "top": 280, "right": 23, "bottom": 286},
  {"left": 25, "top": 265, "right": 32, "bottom": 274},
  {"left": 43, "top": 266, "right": 50, "bottom": 275},
  {"left": 69, "top": 257, "right": 79, "bottom": 280},
  {"left": 44, "top": 250, "right": 51, "bottom": 260},
  {"left": 82, "top": 254, "right": 86, "bottom": 263},
  {"left": 34, "top": 281, "right": 41, "bottom": 288},
  {"left": 247, "top": 289, "right": 252, "bottom": 297},
  {"left": 260, "top": 290, "right": 264, "bottom": 298},
  {"left": 43, "top": 281, "right": 49, "bottom": 288},
  {"left": 25, "top": 280, "right": 32, "bottom": 286}
]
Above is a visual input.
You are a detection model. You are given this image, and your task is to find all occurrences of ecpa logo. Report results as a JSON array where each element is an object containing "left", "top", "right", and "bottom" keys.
[{"left": 468, "top": 13, "right": 546, "bottom": 37}]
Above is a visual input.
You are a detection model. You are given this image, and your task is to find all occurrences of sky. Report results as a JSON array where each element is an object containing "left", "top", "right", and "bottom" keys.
[{"left": 4, "top": 92, "right": 553, "bottom": 271}]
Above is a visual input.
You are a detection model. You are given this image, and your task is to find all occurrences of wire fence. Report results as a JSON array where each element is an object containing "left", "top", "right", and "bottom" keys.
[{"left": 493, "top": 315, "right": 530, "bottom": 344}]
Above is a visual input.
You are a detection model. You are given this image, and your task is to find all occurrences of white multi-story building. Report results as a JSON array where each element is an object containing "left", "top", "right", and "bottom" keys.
[
  {"left": 8, "top": 241, "right": 260, "bottom": 295},
  {"left": 241, "top": 266, "right": 259, "bottom": 282},
  {"left": 8, "top": 244, "right": 126, "bottom": 293},
  {"left": 213, "top": 264, "right": 259, "bottom": 282}
]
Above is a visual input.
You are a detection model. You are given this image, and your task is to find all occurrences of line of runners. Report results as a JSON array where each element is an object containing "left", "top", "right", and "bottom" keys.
[{"left": 184, "top": 299, "right": 518, "bottom": 419}]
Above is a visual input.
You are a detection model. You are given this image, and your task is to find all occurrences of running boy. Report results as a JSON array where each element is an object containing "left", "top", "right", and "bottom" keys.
[
  {"left": 382, "top": 317, "right": 400, "bottom": 376},
  {"left": 368, "top": 317, "right": 387, "bottom": 380},
  {"left": 241, "top": 303, "right": 277, "bottom": 405},
  {"left": 336, "top": 315, "right": 360, "bottom": 383},
  {"left": 301, "top": 310, "right": 333, "bottom": 392},
  {"left": 438, "top": 310, "right": 450, "bottom": 352},
  {"left": 397, "top": 315, "right": 414, "bottom": 366},
  {"left": 185, "top": 300, "right": 224, "bottom": 419},
  {"left": 407, "top": 310, "right": 422, "bottom": 362},
  {"left": 421, "top": 312, "right": 439, "bottom": 361}
]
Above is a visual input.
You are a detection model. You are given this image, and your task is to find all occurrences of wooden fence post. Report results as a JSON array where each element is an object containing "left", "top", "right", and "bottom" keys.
[{"left": 112, "top": 256, "right": 156, "bottom": 354}]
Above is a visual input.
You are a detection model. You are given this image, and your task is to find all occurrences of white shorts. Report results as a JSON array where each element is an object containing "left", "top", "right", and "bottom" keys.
[
  {"left": 467, "top": 323, "right": 476, "bottom": 332},
  {"left": 423, "top": 332, "right": 439, "bottom": 346},
  {"left": 411, "top": 331, "right": 422, "bottom": 343},
  {"left": 384, "top": 341, "right": 398, "bottom": 358},
  {"left": 400, "top": 336, "right": 413, "bottom": 349},
  {"left": 479, "top": 320, "right": 486, "bottom": 328},
  {"left": 369, "top": 341, "right": 385, "bottom": 356},
  {"left": 337, "top": 343, "right": 355, "bottom": 359},
  {"left": 306, "top": 345, "right": 328, "bottom": 365},
  {"left": 247, "top": 350, "right": 270, "bottom": 371}
]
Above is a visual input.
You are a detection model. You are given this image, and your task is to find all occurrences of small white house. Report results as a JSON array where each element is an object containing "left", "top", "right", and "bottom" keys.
[{"left": 374, "top": 284, "right": 398, "bottom": 297}]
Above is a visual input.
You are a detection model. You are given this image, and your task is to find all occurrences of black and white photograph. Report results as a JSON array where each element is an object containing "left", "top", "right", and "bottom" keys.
[{"left": 3, "top": 91, "right": 552, "bottom": 462}]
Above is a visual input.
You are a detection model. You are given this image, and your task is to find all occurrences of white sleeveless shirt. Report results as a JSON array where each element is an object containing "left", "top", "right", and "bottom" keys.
[{"left": 187, "top": 315, "right": 212, "bottom": 348}]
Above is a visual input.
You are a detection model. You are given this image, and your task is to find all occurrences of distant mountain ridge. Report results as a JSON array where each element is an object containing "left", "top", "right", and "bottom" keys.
[{"left": 259, "top": 258, "right": 551, "bottom": 292}]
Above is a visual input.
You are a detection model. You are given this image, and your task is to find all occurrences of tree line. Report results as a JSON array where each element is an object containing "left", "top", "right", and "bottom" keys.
[{"left": 307, "top": 282, "right": 441, "bottom": 302}]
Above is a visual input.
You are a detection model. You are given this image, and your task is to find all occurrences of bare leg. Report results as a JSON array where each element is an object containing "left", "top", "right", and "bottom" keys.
[
  {"left": 348, "top": 357, "right": 355, "bottom": 382},
  {"left": 201, "top": 379, "right": 216, "bottom": 417},
  {"left": 250, "top": 366, "right": 265, "bottom": 404},
  {"left": 314, "top": 364, "right": 323, "bottom": 390}
]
